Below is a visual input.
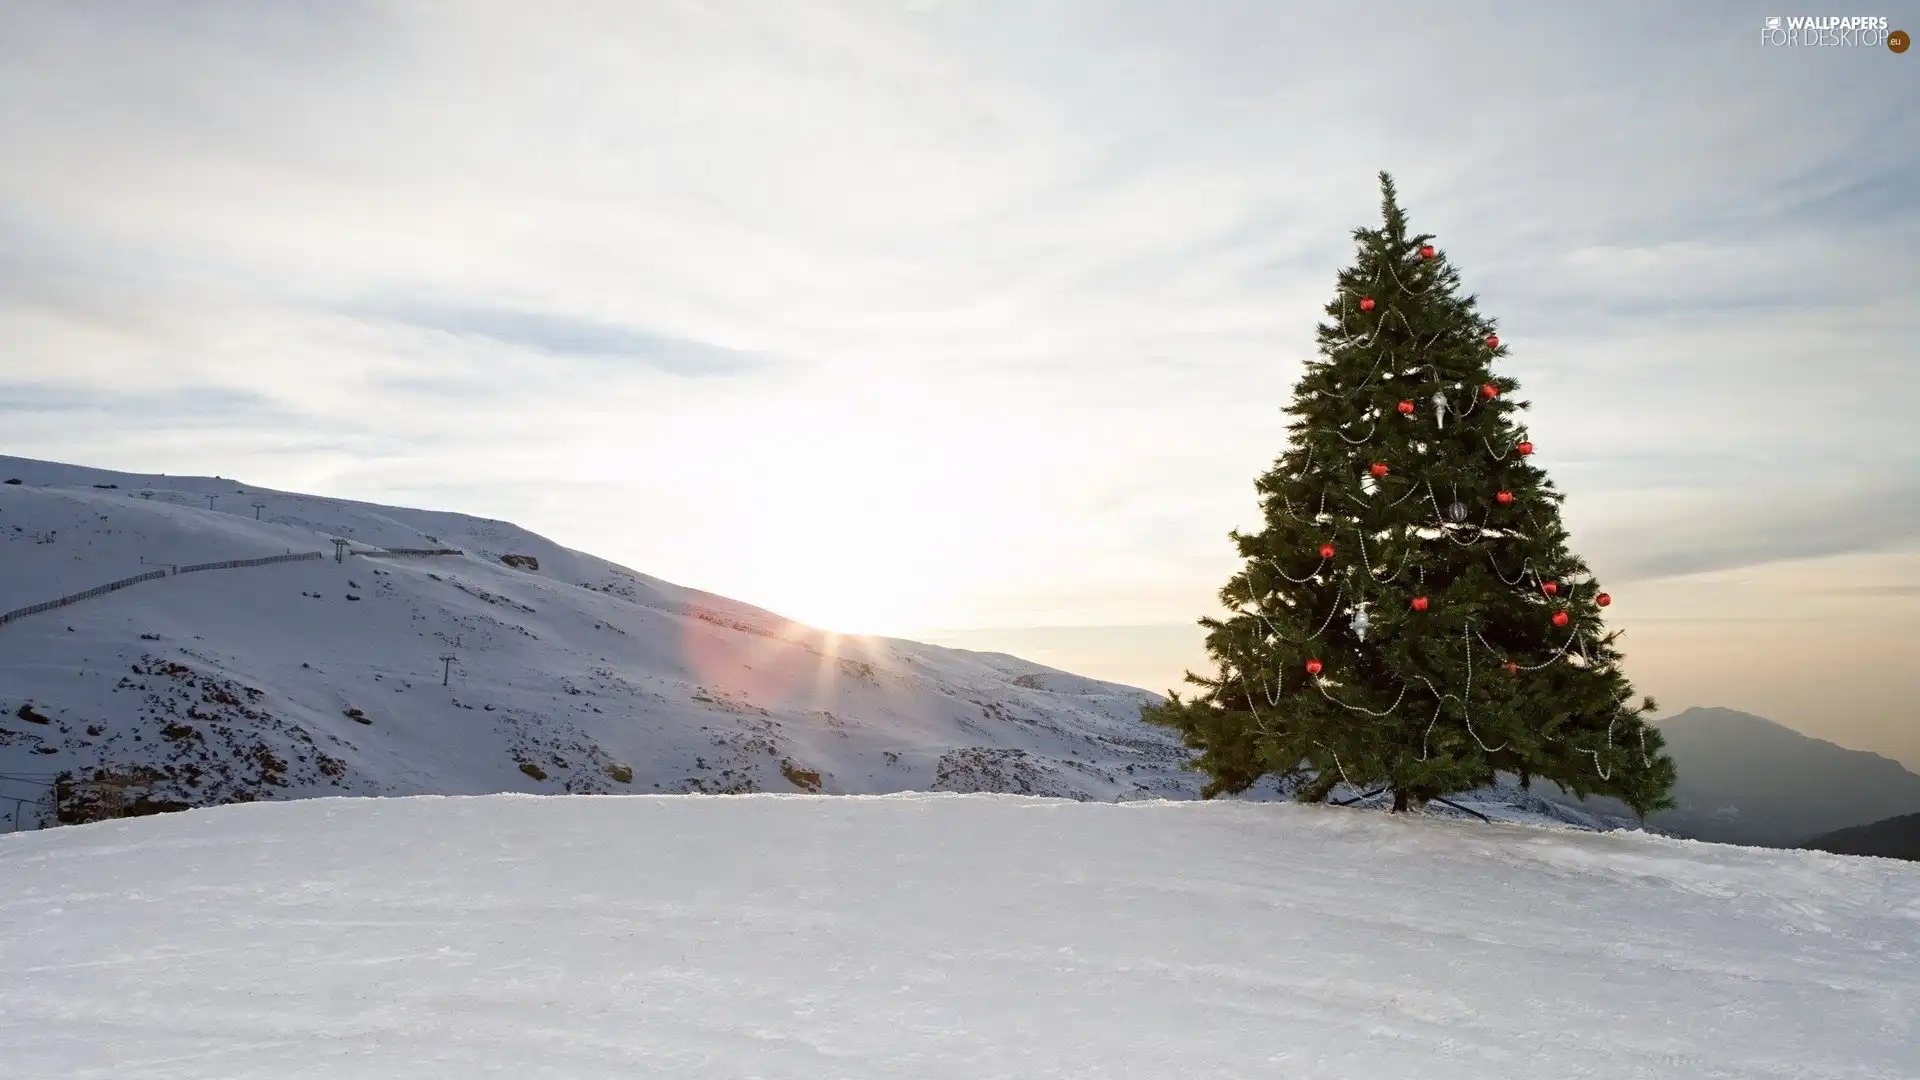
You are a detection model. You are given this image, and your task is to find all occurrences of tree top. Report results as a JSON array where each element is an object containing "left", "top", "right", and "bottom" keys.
[{"left": 1376, "top": 171, "right": 1409, "bottom": 242}]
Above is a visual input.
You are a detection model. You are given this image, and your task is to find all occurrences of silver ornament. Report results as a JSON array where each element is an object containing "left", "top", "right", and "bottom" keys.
[
  {"left": 1448, "top": 501, "right": 1468, "bottom": 523},
  {"left": 1431, "top": 390, "right": 1448, "bottom": 428},
  {"left": 1351, "top": 603, "right": 1370, "bottom": 641}
]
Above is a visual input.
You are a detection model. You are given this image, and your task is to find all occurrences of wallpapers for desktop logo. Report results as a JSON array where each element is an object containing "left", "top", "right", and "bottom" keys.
[{"left": 1761, "top": 15, "right": 1904, "bottom": 49}]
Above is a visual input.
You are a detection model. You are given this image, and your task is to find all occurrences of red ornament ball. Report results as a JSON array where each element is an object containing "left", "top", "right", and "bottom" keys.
[
  {"left": 1516, "top": 441, "right": 1534, "bottom": 456},
  {"left": 1396, "top": 400, "right": 1414, "bottom": 415},
  {"left": 1551, "top": 610, "right": 1570, "bottom": 627},
  {"left": 1481, "top": 383, "right": 1499, "bottom": 399},
  {"left": 1319, "top": 543, "right": 1335, "bottom": 559},
  {"left": 1542, "top": 581, "right": 1559, "bottom": 596},
  {"left": 1419, "top": 245, "right": 1436, "bottom": 259},
  {"left": 1369, "top": 462, "right": 1389, "bottom": 478},
  {"left": 1596, "top": 592, "right": 1612, "bottom": 608},
  {"left": 1359, "top": 297, "right": 1376, "bottom": 311},
  {"left": 1411, "top": 596, "right": 1429, "bottom": 612},
  {"left": 1496, "top": 490, "right": 1514, "bottom": 505},
  {"left": 1305, "top": 659, "right": 1324, "bottom": 676},
  {"left": 1504, "top": 662, "right": 1519, "bottom": 674},
  {"left": 1486, "top": 334, "right": 1500, "bottom": 349}
]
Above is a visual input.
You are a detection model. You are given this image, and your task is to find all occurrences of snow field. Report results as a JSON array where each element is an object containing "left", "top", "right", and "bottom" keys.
[{"left": 1, "top": 793, "right": 1913, "bottom": 1079}]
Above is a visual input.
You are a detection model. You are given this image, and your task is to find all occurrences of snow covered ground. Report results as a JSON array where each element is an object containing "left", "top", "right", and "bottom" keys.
[
  {"left": 1, "top": 793, "right": 1913, "bottom": 1079},
  {"left": 0, "top": 455, "right": 1626, "bottom": 829}
]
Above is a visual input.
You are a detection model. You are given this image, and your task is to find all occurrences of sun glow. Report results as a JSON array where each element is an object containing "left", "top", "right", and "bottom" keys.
[
  {"left": 626, "top": 386, "right": 1047, "bottom": 640},
  {"left": 737, "top": 524, "right": 961, "bottom": 639}
]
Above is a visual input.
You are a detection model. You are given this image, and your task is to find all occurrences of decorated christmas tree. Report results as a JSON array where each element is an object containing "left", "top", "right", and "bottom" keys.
[{"left": 1144, "top": 173, "right": 1676, "bottom": 817}]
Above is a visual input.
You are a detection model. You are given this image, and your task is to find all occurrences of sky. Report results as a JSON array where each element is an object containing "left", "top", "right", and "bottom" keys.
[{"left": 2, "top": 2, "right": 1917, "bottom": 765}]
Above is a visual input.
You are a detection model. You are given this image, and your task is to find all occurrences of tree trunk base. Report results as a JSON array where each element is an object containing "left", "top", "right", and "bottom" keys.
[{"left": 1392, "top": 789, "right": 1410, "bottom": 813}]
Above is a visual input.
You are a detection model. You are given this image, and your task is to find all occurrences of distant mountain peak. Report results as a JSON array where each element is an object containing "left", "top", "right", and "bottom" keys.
[
  {"left": 1657, "top": 706, "right": 1798, "bottom": 734},
  {"left": 1630, "top": 704, "right": 1920, "bottom": 848}
]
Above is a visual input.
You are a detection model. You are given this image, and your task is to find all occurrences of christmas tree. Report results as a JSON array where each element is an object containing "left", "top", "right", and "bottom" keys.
[{"left": 1144, "top": 173, "right": 1676, "bottom": 817}]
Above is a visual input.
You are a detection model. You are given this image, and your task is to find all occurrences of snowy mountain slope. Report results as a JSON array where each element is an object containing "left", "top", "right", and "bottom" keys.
[
  {"left": 0, "top": 455, "right": 1219, "bottom": 819},
  {"left": 2, "top": 793, "right": 1913, "bottom": 1079}
]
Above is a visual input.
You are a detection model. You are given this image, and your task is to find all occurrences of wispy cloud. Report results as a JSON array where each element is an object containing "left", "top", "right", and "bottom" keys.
[
  {"left": 0, "top": 383, "right": 311, "bottom": 427},
  {"left": 354, "top": 303, "right": 773, "bottom": 376},
  {"left": 1573, "top": 475, "right": 1920, "bottom": 583}
]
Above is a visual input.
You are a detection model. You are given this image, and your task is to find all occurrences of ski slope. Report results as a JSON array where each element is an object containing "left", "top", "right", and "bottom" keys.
[
  {"left": 1, "top": 793, "right": 1913, "bottom": 1079},
  {"left": 0, "top": 455, "right": 1210, "bottom": 815}
]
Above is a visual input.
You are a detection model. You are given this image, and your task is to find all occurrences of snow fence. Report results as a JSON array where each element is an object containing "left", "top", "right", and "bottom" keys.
[
  {"left": 176, "top": 551, "right": 325, "bottom": 574},
  {"left": 0, "top": 569, "right": 169, "bottom": 627},
  {"left": 358, "top": 548, "right": 464, "bottom": 558},
  {"left": 0, "top": 551, "right": 327, "bottom": 629}
]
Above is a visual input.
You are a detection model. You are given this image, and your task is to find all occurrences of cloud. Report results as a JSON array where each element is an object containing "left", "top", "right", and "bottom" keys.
[
  {"left": 0, "top": 383, "right": 309, "bottom": 428},
  {"left": 1572, "top": 475, "right": 1920, "bottom": 583},
  {"left": 1816, "top": 584, "right": 1920, "bottom": 598},
  {"left": 353, "top": 303, "right": 773, "bottom": 376}
]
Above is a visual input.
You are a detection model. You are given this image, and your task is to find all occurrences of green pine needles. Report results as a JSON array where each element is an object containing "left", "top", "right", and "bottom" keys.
[{"left": 1143, "top": 173, "right": 1677, "bottom": 817}]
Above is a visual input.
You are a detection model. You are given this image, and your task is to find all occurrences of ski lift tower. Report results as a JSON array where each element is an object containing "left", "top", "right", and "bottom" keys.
[{"left": 332, "top": 538, "right": 351, "bottom": 563}]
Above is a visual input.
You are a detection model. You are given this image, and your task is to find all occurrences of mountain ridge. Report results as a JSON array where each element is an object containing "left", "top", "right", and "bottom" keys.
[
  {"left": 1559, "top": 705, "right": 1920, "bottom": 847},
  {"left": 1799, "top": 811, "right": 1920, "bottom": 862}
]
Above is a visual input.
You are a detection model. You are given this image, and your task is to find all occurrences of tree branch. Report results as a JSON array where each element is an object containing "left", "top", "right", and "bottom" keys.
[{"left": 1429, "top": 795, "right": 1491, "bottom": 822}]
